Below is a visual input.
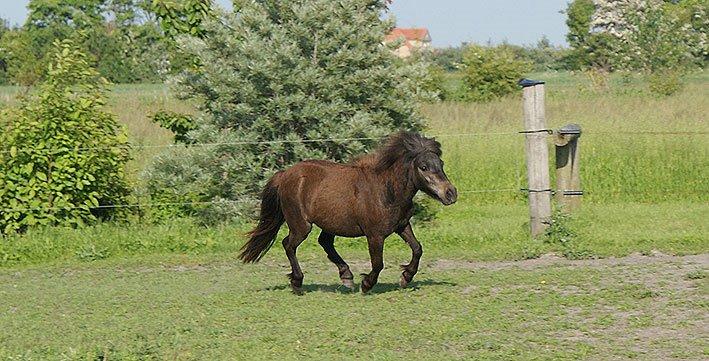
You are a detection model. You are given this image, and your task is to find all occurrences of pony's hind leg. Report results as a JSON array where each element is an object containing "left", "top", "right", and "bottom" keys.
[
  {"left": 282, "top": 220, "right": 312, "bottom": 295},
  {"left": 317, "top": 231, "right": 355, "bottom": 290}
]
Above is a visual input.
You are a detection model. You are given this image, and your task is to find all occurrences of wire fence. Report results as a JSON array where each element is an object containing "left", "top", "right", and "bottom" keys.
[
  {"left": 0, "top": 131, "right": 522, "bottom": 155},
  {"left": 0, "top": 189, "right": 529, "bottom": 214},
  {"left": 0, "top": 129, "right": 706, "bottom": 214},
  {"left": 1, "top": 130, "right": 705, "bottom": 156}
]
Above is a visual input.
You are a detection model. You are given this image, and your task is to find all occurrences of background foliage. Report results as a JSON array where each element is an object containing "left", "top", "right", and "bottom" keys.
[
  {"left": 0, "top": 40, "right": 131, "bottom": 234},
  {"left": 458, "top": 44, "right": 532, "bottom": 102},
  {"left": 563, "top": 0, "right": 707, "bottom": 94},
  {"left": 0, "top": 0, "right": 179, "bottom": 85}
]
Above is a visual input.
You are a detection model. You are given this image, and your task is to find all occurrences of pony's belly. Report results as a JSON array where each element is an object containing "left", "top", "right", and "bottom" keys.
[{"left": 312, "top": 218, "right": 365, "bottom": 238}]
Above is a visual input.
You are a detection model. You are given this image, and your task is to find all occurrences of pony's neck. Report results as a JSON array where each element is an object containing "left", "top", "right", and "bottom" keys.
[{"left": 380, "top": 160, "right": 418, "bottom": 204}]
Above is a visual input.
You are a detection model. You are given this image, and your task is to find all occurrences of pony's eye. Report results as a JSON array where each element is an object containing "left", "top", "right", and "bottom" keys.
[{"left": 420, "top": 165, "right": 428, "bottom": 171}]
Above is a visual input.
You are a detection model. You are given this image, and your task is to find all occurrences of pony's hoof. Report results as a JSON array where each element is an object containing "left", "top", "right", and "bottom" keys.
[
  {"left": 361, "top": 280, "right": 374, "bottom": 294},
  {"left": 341, "top": 278, "right": 355, "bottom": 290},
  {"left": 399, "top": 275, "right": 409, "bottom": 288},
  {"left": 291, "top": 285, "right": 304, "bottom": 296}
]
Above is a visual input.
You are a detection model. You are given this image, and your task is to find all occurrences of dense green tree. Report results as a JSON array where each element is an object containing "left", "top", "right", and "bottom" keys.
[
  {"left": 151, "top": 0, "right": 212, "bottom": 38},
  {"left": 0, "top": 19, "right": 19, "bottom": 84},
  {"left": 563, "top": 0, "right": 600, "bottom": 70},
  {"left": 0, "top": 0, "right": 166, "bottom": 85},
  {"left": 565, "top": 0, "right": 705, "bottom": 72},
  {"left": 143, "top": 0, "right": 431, "bottom": 222},
  {"left": 150, "top": 0, "right": 213, "bottom": 74},
  {"left": 668, "top": 0, "right": 708, "bottom": 64}
]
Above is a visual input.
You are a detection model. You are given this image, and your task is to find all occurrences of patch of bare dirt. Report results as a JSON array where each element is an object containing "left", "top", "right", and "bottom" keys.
[
  {"left": 429, "top": 251, "right": 709, "bottom": 271},
  {"left": 436, "top": 251, "right": 708, "bottom": 360}
]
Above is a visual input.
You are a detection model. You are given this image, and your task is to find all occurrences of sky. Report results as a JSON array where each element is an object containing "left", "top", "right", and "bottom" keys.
[{"left": 1, "top": 0, "right": 570, "bottom": 47}]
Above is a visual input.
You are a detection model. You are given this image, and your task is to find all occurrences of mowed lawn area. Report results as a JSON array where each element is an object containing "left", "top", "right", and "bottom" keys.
[
  {"left": 1, "top": 252, "right": 707, "bottom": 360},
  {"left": 0, "top": 71, "right": 707, "bottom": 359}
]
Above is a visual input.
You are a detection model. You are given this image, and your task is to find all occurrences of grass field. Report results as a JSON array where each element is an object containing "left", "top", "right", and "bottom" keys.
[
  {"left": 0, "top": 71, "right": 708, "bottom": 359},
  {"left": 1, "top": 252, "right": 706, "bottom": 360}
]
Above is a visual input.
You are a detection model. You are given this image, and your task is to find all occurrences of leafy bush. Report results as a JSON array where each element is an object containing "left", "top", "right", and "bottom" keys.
[
  {"left": 0, "top": 40, "right": 131, "bottom": 234},
  {"left": 543, "top": 210, "right": 593, "bottom": 260},
  {"left": 648, "top": 70, "right": 684, "bottom": 96},
  {"left": 151, "top": 110, "right": 196, "bottom": 144},
  {"left": 429, "top": 46, "right": 465, "bottom": 71},
  {"left": 459, "top": 44, "right": 531, "bottom": 102},
  {"left": 419, "top": 63, "right": 448, "bottom": 100},
  {"left": 143, "top": 0, "right": 430, "bottom": 223}
]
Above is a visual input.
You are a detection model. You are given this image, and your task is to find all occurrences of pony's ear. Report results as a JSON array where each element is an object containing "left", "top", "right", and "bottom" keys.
[{"left": 433, "top": 138, "right": 442, "bottom": 156}]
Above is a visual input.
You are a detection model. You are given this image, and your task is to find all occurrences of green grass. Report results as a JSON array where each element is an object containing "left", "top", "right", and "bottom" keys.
[
  {"left": 1, "top": 252, "right": 706, "bottom": 360},
  {"left": 2, "top": 202, "right": 706, "bottom": 267},
  {"left": 427, "top": 70, "right": 709, "bottom": 204}
]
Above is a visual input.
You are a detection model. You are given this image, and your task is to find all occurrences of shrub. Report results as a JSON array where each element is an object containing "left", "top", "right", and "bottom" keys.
[
  {"left": 429, "top": 46, "right": 465, "bottom": 71},
  {"left": 143, "top": 0, "right": 430, "bottom": 223},
  {"left": 0, "top": 39, "right": 131, "bottom": 234},
  {"left": 418, "top": 63, "right": 448, "bottom": 101},
  {"left": 648, "top": 70, "right": 684, "bottom": 96},
  {"left": 151, "top": 110, "right": 196, "bottom": 144},
  {"left": 459, "top": 44, "right": 531, "bottom": 102}
]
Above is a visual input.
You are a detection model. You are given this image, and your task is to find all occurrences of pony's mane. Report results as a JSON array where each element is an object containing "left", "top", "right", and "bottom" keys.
[{"left": 354, "top": 131, "right": 441, "bottom": 172}]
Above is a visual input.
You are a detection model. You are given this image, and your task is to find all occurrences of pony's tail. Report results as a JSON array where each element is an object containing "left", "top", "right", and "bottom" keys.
[{"left": 239, "top": 177, "right": 284, "bottom": 263}]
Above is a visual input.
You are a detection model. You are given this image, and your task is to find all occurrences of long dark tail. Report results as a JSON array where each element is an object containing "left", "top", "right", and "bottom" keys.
[{"left": 239, "top": 178, "right": 284, "bottom": 263}]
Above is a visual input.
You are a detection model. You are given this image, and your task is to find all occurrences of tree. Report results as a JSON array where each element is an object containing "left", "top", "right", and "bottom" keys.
[
  {"left": 143, "top": 0, "right": 430, "bottom": 223},
  {"left": 665, "top": 0, "right": 708, "bottom": 65},
  {"left": 563, "top": 0, "right": 597, "bottom": 69},
  {"left": 0, "top": 40, "right": 131, "bottom": 234},
  {"left": 565, "top": 0, "right": 705, "bottom": 76},
  {"left": 150, "top": 0, "right": 213, "bottom": 74},
  {"left": 0, "top": 0, "right": 166, "bottom": 85},
  {"left": 151, "top": 0, "right": 212, "bottom": 39},
  {"left": 0, "top": 19, "right": 17, "bottom": 84},
  {"left": 429, "top": 46, "right": 465, "bottom": 71},
  {"left": 620, "top": 1, "right": 694, "bottom": 72}
]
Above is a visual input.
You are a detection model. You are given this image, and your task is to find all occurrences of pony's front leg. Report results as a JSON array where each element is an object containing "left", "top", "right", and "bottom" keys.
[
  {"left": 397, "top": 223, "right": 422, "bottom": 288},
  {"left": 361, "top": 235, "right": 384, "bottom": 294}
]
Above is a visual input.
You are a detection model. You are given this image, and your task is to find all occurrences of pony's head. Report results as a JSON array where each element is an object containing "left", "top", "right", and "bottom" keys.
[{"left": 375, "top": 131, "right": 458, "bottom": 205}]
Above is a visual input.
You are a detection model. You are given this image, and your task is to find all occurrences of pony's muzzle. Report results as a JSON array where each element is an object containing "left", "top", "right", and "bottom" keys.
[{"left": 443, "top": 186, "right": 458, "bottom": 205}]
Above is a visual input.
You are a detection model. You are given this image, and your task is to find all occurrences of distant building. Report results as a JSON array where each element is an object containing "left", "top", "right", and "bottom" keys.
[{"left": 384, "top": 27, "right": 432, "bottom": 58}]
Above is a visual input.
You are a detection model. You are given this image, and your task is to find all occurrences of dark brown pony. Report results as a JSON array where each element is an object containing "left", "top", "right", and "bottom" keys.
[{"left": 238, "top": 131, "right": 457, "bottom": 294}]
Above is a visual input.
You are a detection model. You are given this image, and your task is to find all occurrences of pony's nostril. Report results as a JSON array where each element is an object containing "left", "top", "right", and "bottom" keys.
[{"left": 446, "top": 189, "right": 454, "bottom": 200}]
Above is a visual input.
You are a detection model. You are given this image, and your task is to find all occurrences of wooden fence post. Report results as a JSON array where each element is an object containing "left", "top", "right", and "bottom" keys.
[
  {"left": 519, "top": 79, "right": 552, "bottom": 238},
  {"left": 554, "top": 124, "right": 582, "bottom": 211}
]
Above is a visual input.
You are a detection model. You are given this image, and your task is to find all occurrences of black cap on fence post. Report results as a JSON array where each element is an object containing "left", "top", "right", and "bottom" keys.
[
  {"left": 518, "top": 78, "right": 545, "bottom": 88},
  {"left": 558, "top": 123, "right": 582, "bottom": 135}
]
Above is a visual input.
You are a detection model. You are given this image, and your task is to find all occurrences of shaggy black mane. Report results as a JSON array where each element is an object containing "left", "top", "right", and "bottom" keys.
[{"left": 371, "top": 131, "right": 441, "bottom": 172}]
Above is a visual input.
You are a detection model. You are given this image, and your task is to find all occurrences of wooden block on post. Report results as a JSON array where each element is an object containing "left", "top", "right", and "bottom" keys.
[
  {"left": 555, "top": 124, "right": 582, "bottom": 211},
  {"left": 519, "top": 79, "right": 552, "bottom": 238}
]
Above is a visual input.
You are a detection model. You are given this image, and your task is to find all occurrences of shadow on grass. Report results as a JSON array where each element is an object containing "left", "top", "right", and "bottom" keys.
[{"left": 264, "top": 278, "right": 456, "bottom": 295}]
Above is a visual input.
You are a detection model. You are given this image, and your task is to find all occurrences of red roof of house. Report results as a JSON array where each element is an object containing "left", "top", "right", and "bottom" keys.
[{"left": 384, "top": 28, "right": 431, "bottom": 43}]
